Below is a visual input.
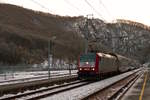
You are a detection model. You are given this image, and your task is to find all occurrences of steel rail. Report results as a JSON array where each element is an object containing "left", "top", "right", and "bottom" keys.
[
  {"left": 0, "top": 80, "right": 86, "bottom": 100},
  {"left": 26, "top": 81, "right": 93, "bottom": 100},
  {"left": 108, "top": 71, "right": 143, "bottom": 100},
  {"left": 0, "top": 75, "right": 77, "bottom": 96},
  {"left": 81, "top": 69, "right": 142, "bottom": 100}
]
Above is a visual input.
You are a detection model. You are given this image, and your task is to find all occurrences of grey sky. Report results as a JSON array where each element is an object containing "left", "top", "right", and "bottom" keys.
[{"left": 1, "top": 0, "right": 150, "bottom": 25}]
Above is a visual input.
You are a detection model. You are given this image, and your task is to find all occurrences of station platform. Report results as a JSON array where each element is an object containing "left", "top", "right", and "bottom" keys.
[{"left": 122, "top": 68, "right": 150, "bottom": 100}]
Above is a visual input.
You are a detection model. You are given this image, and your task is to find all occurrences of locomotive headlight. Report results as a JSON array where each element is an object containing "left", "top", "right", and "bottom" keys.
[
  {"left": 79, "top": 68, "right": 82, "bottom": 70},
  {"left": 86, "top": 62, "right": 89, "bottom": 64},
  {"left": 91, "top": 68, "right": 95, "bottom": 70}
]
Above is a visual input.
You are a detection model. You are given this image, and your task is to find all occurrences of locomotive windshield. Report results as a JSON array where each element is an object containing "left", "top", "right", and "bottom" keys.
[{"left": 79, "top": 53, "right": 96, "bottom": 67}]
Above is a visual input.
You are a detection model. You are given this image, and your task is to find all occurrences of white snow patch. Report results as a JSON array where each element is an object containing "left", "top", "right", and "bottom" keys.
[{"left": 0, "top": 70, "right": 77, "bottom": 85}]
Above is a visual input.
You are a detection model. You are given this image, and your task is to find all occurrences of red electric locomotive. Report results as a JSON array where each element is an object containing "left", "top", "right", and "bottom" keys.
[{"left": 77, "top": 52, "right": 136, "bottom": 79}]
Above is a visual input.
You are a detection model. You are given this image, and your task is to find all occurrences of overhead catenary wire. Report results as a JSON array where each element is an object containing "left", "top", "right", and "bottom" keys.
[
  {"left": 64, "top": 0, "right": 86, "bottom": 15},
  {"left": 84, "top": 0, "right": 106, "bottom": 21},
  {"left": 98, "top": 0, "right": 115, "bottom": 20},
  {"left": 30, "top": 0, "right": 54, "bottom": 14},
  {"left": 28, "top": 0, "right": 79, "bottom": 51}
]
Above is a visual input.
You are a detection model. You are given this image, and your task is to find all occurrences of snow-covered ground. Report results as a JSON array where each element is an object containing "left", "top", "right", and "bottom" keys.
[
  {"left": 0, "top": 70, "right": 77, "bottom": 85},
  {"left": 0, "top": 81, "right": 79, "bottom": 99},
  {"left": 0, "top": 69, "right": 141, "bottom": 100},
  {"left": 42, "top": 69, "right": 140, "bottom": 100}
]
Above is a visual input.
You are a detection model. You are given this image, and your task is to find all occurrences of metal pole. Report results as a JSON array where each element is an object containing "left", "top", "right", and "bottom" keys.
[
  {"left": 69, "top": 64, "right": 71, "bottom": 75},
  {"left": 11, "top": 66, "right": 14, "bottom": 78},
  {"left": 51, "top": 41, "right": 54, "bottom": 71},
  {"left": 84, "top": 14, "right": 93, "bottom": 54},
  {"left": 4, "top": 72, "right": 6, "bottom": 80},
  {"left": 48, "top": 36, "right": 56, "bottom": 79},
  {"left": 48, "top": 40, "right": 51, "bottom": 79},
  {"left": 69, "top": 59, "right": 71, "bottom": 75},
  {"left": 85, "top": 39, "right": 88, "bottom": 54},
  {"left": 85, "top": 16, "right": 89, "bottom": 54}
]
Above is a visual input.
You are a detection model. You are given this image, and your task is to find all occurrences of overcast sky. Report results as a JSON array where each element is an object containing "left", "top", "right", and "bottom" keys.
[{"left": 1, "top": 0, "right": 150, "bottom": 26}]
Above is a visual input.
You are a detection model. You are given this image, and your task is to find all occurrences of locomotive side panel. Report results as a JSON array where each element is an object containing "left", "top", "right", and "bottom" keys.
[{"left": 98, "top": 56, "right": 118, "bottom": 74}]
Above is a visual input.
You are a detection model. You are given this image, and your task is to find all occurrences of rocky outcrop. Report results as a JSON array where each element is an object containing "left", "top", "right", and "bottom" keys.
[{"left": 71, "top": 18, "right": 150, "bottom": 63}]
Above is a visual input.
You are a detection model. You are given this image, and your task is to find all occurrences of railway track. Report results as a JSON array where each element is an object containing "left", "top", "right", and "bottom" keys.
[
  {"left": 108, "top": 72, "right": 142, "bottom": 100},
  {"left": 81, "top": 69, "right": 143, "bottom": 100},
  {"left": 0, "top": 74, "right": 77, "bottom": 96},
  {"left": 0, "top": 73, "right": 76, "bottom": 85},
  {"left": 0, "top": 69, "right": 142, "bottom": 100},
  {"left": 0, "top": 80, "right": 91, "bottom": 100}
]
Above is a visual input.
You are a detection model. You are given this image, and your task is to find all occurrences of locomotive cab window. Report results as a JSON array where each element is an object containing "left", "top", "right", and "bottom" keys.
[{"left": 79, "top": 53, "right": 96, "bottom": 67}]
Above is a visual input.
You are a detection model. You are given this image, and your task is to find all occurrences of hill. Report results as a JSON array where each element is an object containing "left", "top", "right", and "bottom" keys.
[
  {"left": 0, "top": 4, "right": 84, "bottom": 65},
  {"left": 0, "top": 3, "right": 150, "bottom": 65}
]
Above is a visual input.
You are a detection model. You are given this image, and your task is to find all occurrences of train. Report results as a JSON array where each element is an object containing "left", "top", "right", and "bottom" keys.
[{"left": 77, "top": 52, "right": 139, "bottom": 79}]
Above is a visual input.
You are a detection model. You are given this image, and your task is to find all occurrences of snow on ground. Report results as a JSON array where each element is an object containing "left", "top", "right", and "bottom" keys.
[
  {"left": 0, "top": 80, "right": 80, "bottom": 99},
  {"left": 0, "top": 70, "right": 77, "bottom": 85},
  {"left": 0, "top": 83, "right": 59, "bottom": 99},
  {"left": 42, "top": 69, "right": 139, "bottom": 100}
]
